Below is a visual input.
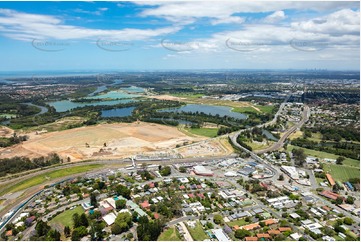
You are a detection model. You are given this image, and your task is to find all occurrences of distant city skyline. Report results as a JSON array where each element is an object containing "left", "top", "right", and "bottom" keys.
[{"left": 0, "top": 1, "right": 359, "bottom": 71}]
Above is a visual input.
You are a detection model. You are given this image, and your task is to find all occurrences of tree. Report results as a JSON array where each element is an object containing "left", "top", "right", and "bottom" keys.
[
  {"left": 234, "top": 229, "right": 251, "bottom": 239},
  {"left": 111, "top": 224, "right": 122, "bottom": 235},
  {"left": 115, "top": 184, "right": 131, "bottom": 199},
  {"left": 179, "top": 167, "right": 186, "bottom": 173},
  {"left": 35, "top": 220, "right": 50, "bottom": 237},
  {"left": 72, "top": 213, "right": 81, "bottom": 228},
  {"left": 116, "top": 199, "right": 126, "bottom": 210},
  {"left": 343, "top": 217, "right": 354, "bottom": 225},
  {"left": 213, "top": 214, "right": 224, "bottom": 225},
  {"left": 336, "top": 197, "right": 344, "bottom": 205},
  {"left": 46, "top": 229, "right": 61, "bottom": 241},
  {"left": 90, "top": 193, "right": 97, "bottom": 208},
  {"left": 278, "top": 174, "right": 284, "bottom": 181},
  {"left": 292, "top": 148, "right": 306, "bottom": 166},
  {"left": 64, "top": 226, "right": 71, "bottom": 237},
  {"left": 80, "top": 213, "right": 89, "bottom": 227},
  {"left": 160, "top": 166, "right": 171, "bottom": 176},
  {"left": 336, "top": 156, "right": 345, "bottom": 165},
  {"left": 346, "top": 196, "right": 355, "bottom": 205},
  {"left": 71, "top": 226, "right": 88, "bottom": 241}
]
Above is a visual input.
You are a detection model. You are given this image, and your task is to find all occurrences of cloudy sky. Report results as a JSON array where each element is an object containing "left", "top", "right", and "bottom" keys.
[{"left": 0, "top": 1, "right": 359, "bottom": 71}]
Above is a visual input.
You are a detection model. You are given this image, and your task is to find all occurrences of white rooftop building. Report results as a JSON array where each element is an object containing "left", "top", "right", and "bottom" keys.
[
  {"left": 103, "top": 213, "right": 117, "bottom": 226},
  {"left": 281, "top": 166, "right": 299, "bottom": 180}
]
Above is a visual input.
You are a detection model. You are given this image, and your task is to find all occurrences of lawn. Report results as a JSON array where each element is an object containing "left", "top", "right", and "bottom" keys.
[
  {"left": 255, "top": 105, "right": 275, "bottom": 114},
  {"left": 0, "top": 164, "right": 103, "bottom": 196},
  {"left": 227, "top": 218, "right": 248, "bottom": 227},
  {"left": 245, "top": 140, "right": 274, "bottom": 150},
  {"left": 287, "top": 145, "right": 359, "bottom": 168},
  {"left": 323, "top": 164, "right": 360, "bottom": 182},
  {"left": 185, "top": 127, "right": 219, "bottom": 138},
  {"left": 232, "top": 106, "right": 259, "bottom": 114},
  {"left": 233, "top": 105, "right": 275, "bottom": 114},
  {"left": 50, "top": 206, "right": 84, "bottom": 228},
  {"left": 158, "top": 227, "right": 182, "bottom": 241},
  {"left": 187, "top": 221, "right": 208, "bottom": 241},
  {"left": 289, "top": 131, "right": 303, "bottom": 140},
  {"left": 171, "top": 93, "right": 204, "bottom": 99}
]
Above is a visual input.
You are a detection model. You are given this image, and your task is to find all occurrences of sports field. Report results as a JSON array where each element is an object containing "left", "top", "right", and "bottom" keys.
[
  {"left": 323, "top": 164, "right": 359, "bottom": 182},
  {"left": 50, "top": 206, "right": 84, "bottom": 229}
]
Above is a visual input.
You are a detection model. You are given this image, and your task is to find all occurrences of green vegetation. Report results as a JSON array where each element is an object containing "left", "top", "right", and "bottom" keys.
[
  {"left": 0, "top": 164, "right": 103, "bottom": 196},
  {"left": 232, "top": 106, "right": 260, "bottom": 113},
  {"left": 50, "top": 206, "right": 84, "bottom": 228},
  {"left": 0, "top": 153, "right": 61, "bottom": 177},
  {"left": 233, "top": 105, "right": 275, "bottom": 114},
  {"left": 255, "top": 105, "right": 275, "bottom": 113},
  {"left": 158, "top": 227, "right": 182, "bottom": 241},
  {"left": 287, "top": 145, "right": 359, "bottom": 168},
  {"left": 187, "top": 221, "right": 208, "bottom": 241},
  {"left": 227, "top": 218, "right": 248, "bottom": 227},
  {"left": 185, "top": 127, "right": 219, "bottom": 137},
  {"left": 323, "top": 164, "right": 359, "bottom": 182},
  {"left": 171, "top": 93, "right": 204, "bottom": 98}
]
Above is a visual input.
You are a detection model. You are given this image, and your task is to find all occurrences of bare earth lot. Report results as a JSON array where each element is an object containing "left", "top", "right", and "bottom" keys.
[{"left": 0, "top": 122, "right": 208, "bottom": 161}]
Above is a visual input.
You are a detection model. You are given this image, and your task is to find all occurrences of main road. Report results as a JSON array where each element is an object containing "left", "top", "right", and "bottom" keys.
[{"left": 254, "top": 104, "right": 310, "bottom": 154}]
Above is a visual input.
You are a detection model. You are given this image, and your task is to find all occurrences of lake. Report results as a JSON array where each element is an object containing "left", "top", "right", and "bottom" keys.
[
  {"left": 122, "top": 86, "right": 145, "bottom": 93},
  {"left": 48, "top": 99, "right": 134, "bottom": 112},
  {"left": 159, "top": 104, "right": 247, "bottom": 119},
  {"left": 101, "top": 107, "right": 135, "bottom": 118}
]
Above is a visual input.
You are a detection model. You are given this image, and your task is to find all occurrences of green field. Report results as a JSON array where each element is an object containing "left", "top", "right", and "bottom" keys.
[
  {"left": 185, "top": 128, "right": 219, "bottom": 138},
  {"left": 233, "top": 105, "right": 274, "bottom": 114},
  {"left": 187, "top": 221, "right": 208, "bottom": 241},
  {"left": 158, "top": 227, "right": 182, "bottom": 241},
  {"left": 171, "top": 93, "right": 204, "bottom": 98},
  {"left": 50, "top": 206, "right": 84, "bottom": 228},
  {"left": 323, "top": 164, "right": 359, "bottom": 182},
  {"left": 287, "top": 145, "right": 359, "bottom": 168},
  {"left": 227, "top": 218, "right": 248, "bottom": 227},
  {"left": 255, "top": 105, "right": 275, "bottom": 113},
  {"left": 0, "top": 164, "right": 103, "bottom": 196},
  {"left": 245, "top": 140, "right": 274, "bottom": 150}
]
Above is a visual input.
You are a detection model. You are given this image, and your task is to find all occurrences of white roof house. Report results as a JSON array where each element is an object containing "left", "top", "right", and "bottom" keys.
[{"left": 103, "top": 213, "right": 117, "bottom": 226}]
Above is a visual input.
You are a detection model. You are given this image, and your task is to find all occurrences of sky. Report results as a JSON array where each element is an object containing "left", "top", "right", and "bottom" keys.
[{"left": 0, "top": 1, "right": 359, "bottom": 71}]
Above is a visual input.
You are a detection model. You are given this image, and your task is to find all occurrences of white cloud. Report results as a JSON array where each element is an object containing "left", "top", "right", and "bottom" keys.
[
  {"left": 136, "top": 1, "right": 358, "bottom": 26},
  {"left": 0, "top": 8, "right": 180, "bottom": 41},
  {"left": 263, "top": 11, "right": 286, "bottom": 23},
  {"left": 211, "top": 16, "right": 244, "bottom": 25},
  {"left": 291, "top": 9, "right": 360, "bottom": 36}
]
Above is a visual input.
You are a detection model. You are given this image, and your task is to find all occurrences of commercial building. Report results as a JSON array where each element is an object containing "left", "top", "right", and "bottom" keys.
[
  {"left": 280, "top": 166, "right": 299, "bottom": 180},
  {"left": 193, "top": 165, "right": 214, "bottom": 176}
]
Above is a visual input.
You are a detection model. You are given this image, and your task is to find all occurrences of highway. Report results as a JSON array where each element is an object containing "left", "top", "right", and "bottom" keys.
[{"left": 254, "top": 105, "right": 310, "bottom": 154}]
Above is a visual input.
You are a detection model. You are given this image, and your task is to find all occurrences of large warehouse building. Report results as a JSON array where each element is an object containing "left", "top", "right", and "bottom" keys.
[{"left": 193, "top": 165, "right": 214, "bottom": 176}]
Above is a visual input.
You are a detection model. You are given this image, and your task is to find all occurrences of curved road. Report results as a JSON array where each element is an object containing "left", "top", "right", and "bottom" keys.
[{"left": 254, "top": 105, "right": 310, "bottom": 154}]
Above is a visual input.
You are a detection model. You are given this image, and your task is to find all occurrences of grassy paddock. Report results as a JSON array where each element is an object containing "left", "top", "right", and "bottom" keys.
[
  {"left": 287, "top": 145, "right": 359, "bottom": 168},
  {"left": 187, "top": 221, "right": 208, "bottom": 241},
  {"left": 50, "top": 206, "right": 84, "bottom": 228},
  {"left": 227, "top": 218, "right": 248, "bottom": 227},
  {"left": 185, "top": 128, "right": 219, "bottom": 138},
  {"left": 158, "top": 227, "right": 182, "bottom": 241},
  {"left": 0, "top": 164, "right": 103, "bottom": 196}
]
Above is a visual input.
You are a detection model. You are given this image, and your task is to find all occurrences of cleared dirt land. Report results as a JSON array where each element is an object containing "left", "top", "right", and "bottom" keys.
[{"left": 0, "top": 122, "right": 206, "bottom": 161}]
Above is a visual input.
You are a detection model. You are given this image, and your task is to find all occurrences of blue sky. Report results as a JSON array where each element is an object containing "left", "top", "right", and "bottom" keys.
[{"left": 0, "top": 1, "right": 359, "bottom": 71}]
